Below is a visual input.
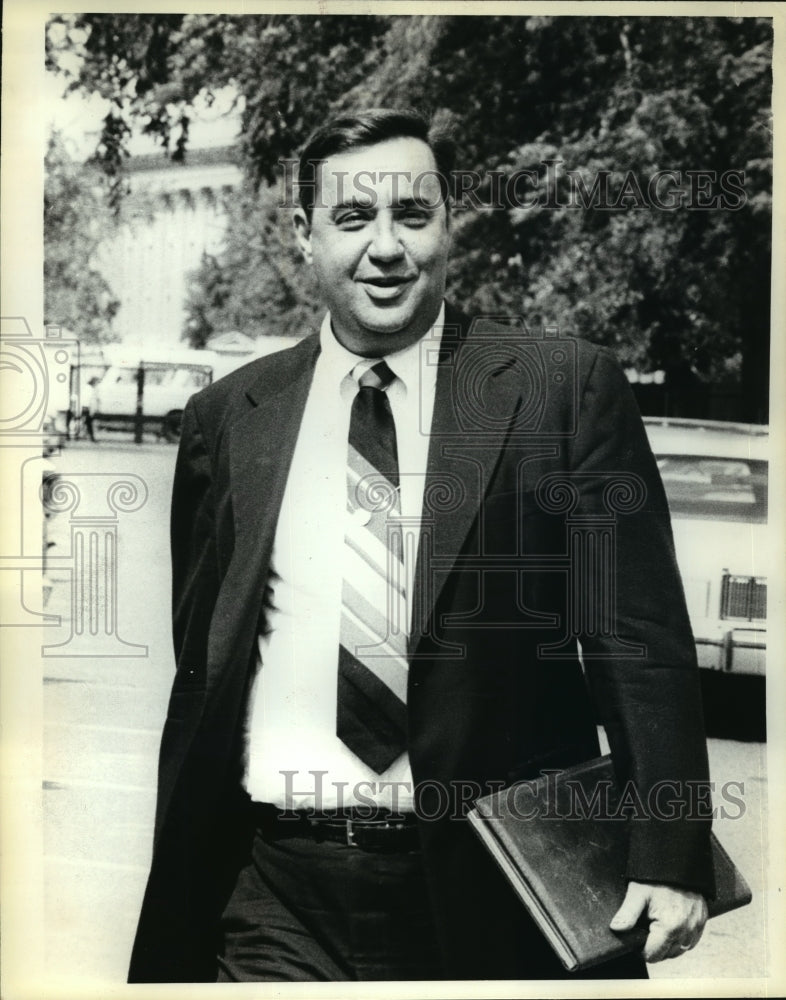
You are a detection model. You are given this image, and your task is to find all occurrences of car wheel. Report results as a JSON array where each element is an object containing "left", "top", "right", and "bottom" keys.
[{"left": 162, "top": 410, "right": 183, "bottom": 443}]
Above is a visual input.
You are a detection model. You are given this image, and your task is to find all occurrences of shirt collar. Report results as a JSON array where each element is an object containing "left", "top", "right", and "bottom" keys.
[{"left": 319, "top": 302, "right": 446, "bottom": 397}]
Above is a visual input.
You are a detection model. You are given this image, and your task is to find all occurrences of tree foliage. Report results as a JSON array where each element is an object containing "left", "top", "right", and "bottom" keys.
[
  {"left": 47, "top": 13, "right": 772, "bottom": 418},
  {"left": 44, "top": 130, "right": 120, "bottom": 343},
  {"left": 183, "top": 184, "right": 321, "bottom": 347}
]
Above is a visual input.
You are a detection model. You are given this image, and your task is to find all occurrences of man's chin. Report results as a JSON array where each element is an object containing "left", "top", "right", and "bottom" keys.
[
  {"left": 354, "top": 309, "right": 422, "bottom": 342},
  {"left": 334, "top": 318, "right": 426, "bottom": 356},
  {"left": 360, "top": 296, "right": 443, "bottom": 336},
  {"left": 360, "top": 302, "right": 412, "bottom": 328}
]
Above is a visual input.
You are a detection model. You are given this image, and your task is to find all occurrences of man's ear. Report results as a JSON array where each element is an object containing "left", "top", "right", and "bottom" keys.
[
  {"left": 293, "top": 208, "right": 313, "bottom": 264},
  {"left": 444, "top": 200, "right": 454, "bottom": 238}
]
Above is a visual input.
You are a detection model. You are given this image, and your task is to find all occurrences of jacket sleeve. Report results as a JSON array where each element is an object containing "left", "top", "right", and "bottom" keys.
[
  {"left": 170, "top": 397, "right": 220, "bottom": 687},
  {"left": 568, "top": 346, "right": 715, "bottom": 898}
]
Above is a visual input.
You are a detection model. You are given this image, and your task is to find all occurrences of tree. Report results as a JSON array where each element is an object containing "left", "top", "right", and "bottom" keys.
[
  {"left": 417, "top": 16, "right": 772, "bottom": 416},
  {"left": 46, "top": 13, "right": 391, "bottom": 191},
  {"left": 183, "top": 184, "right": 320, "bottom": 346},
  {"left": 47, "top": 13, "right": 772, "bottom": 418},
  {"left": 44, "top": 130, "right": 120, "bottom": 343}
]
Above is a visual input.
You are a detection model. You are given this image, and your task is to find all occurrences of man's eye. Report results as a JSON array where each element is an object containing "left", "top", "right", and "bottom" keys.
[
  {"left": 335, "top": 212, "right": 369, "bottom": 228},
  {"left": 398, "top": 209, "right": 430, "bottom": 227}
]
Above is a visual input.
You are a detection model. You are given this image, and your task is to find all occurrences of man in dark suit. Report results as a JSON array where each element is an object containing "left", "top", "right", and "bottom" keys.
[{"left": 129, "top": 109, "right": 713, "bottom": 983}]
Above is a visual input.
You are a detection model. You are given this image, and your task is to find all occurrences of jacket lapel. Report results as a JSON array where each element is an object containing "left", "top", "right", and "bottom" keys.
[
  {"left": 206, "top": 335, "right": 320, "bottom": 694},
  {"left": 229, "top": 334, "right": 320, "bottom": 560},
  {"left": 408, "top": 305, "right": 524, "bottom": 657}
]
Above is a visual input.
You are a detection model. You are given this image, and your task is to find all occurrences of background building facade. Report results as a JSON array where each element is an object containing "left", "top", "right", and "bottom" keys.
[{"left": 96, "top": 147, "right": 242, "bottom": 353}]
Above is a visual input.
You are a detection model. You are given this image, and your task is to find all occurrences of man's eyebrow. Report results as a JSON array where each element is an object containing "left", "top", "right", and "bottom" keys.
[
  {"left": 393, "top": 195, "right": 439, "bottom": 211},
  {"left": 329, "top": 197, "right": 376, "bottom": 216},
  {"left": 328, "top": 195, "right": 440, "bottom": 216}
]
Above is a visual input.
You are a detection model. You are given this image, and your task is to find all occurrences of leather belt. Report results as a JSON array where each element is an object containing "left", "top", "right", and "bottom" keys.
[{"left": 252, "top": 804, "right": 420, "bottom": 852}]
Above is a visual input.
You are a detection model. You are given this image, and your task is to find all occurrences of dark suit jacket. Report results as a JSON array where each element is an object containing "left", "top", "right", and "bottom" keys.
[{"left": 129, "top": 304, "right": 714, "bottom": 982}]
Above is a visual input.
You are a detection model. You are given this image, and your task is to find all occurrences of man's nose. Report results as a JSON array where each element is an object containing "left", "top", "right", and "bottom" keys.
[{"left": 367, "top": 219, "right": 404, "bottom": 261}]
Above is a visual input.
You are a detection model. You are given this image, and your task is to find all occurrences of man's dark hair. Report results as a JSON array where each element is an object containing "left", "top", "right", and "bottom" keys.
[{"left": 297, "top": 108, "right": 456, "bottom": 219}]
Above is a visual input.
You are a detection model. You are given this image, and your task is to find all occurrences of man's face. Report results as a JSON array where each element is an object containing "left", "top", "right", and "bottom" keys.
[{"left": 294, "top": 136, "right": 451, "bottom": 357}]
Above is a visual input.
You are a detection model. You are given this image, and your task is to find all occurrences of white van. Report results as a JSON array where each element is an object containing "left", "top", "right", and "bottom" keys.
[
  {"left": 94, "top": 348, "right": 218, "bottom": 441},
  {"left": 93, "top": 338, "right": 302, "bottom": 440}
]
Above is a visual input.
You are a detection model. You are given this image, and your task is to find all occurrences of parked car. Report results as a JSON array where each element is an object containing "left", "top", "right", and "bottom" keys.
[
  {"left": 94, "top": 349, "right": 217, "bottom": 441},
  {"left": 644, "top": 418, "right": 768, "bottom": 677},
  {"left": 92, "top": 339, "right": 302, "bottom": 441}
]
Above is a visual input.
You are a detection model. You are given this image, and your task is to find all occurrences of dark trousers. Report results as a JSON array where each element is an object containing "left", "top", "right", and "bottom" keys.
[
  {"left": 217, "top": 814, "right": 648, "bottom": 982},
  {"left": 217, "top": 819, "right": 442, "bottom": 981}
]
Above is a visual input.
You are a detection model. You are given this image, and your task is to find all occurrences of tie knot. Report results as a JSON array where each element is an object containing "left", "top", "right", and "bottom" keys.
[{"left": 354, "top": 359, "right": 395, "bottom": 392}]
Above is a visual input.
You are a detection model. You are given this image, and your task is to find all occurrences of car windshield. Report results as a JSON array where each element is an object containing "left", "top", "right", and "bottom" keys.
[
  {"left": 656, "top": 455, "right": 768, "bottom": 523},
  {"left": 104, "top": 364, "right": 212, "bottom": 389}
]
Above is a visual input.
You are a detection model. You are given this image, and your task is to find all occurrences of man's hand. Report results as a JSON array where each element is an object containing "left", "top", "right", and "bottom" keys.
[{"left": 610, "top": 881, "right": 708, "bottom": 962}]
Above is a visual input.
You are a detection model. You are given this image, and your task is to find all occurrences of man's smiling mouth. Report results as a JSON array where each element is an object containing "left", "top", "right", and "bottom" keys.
[
  {"left": 356, "top": 274, "right": 416, "bottom": 300},
  {"left": 357, "top": 275, "right": 415, "bottom": 287}
]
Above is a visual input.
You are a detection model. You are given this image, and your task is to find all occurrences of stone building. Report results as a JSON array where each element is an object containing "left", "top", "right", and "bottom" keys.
[{"left": 96, "top": 146, "right": 242, "bottom": 352}]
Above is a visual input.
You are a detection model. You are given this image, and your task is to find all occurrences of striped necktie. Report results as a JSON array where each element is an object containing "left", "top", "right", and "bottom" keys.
[{"left": 337, "top": 359, "right": 408, "bottom": 773}]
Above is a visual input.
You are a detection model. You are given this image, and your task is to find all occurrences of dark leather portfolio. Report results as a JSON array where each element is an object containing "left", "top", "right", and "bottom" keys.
[{"left": 467, "top": 755, "right": 752, "bottom": 971}]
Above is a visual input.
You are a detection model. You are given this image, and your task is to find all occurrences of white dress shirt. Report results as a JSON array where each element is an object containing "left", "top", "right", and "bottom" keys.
[{"left": 243, "top": 304, "right": 445, "bottom": 810}]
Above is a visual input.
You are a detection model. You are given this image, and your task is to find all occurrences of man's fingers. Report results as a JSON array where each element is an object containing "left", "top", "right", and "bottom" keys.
[
  {"left": 644, "top": 924, "right": 700, "bottom": 962},
  {"left": 643, "top": 893, "right": 708, "bottom": 962},
  {"left": 642, "top": 924, "right": 673, "bottom": 963},
  {"left": 660, "top": 930, "right": 703, "bottom": 961},
  {"left": 609, "top": 882, "right": 648, "bottom": 932},
  {"left": 644, "top": 922, "right": 702, "bottom": 962},
  {"left": 612, "top": 883, "right": 708, "bottom": 962}
]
